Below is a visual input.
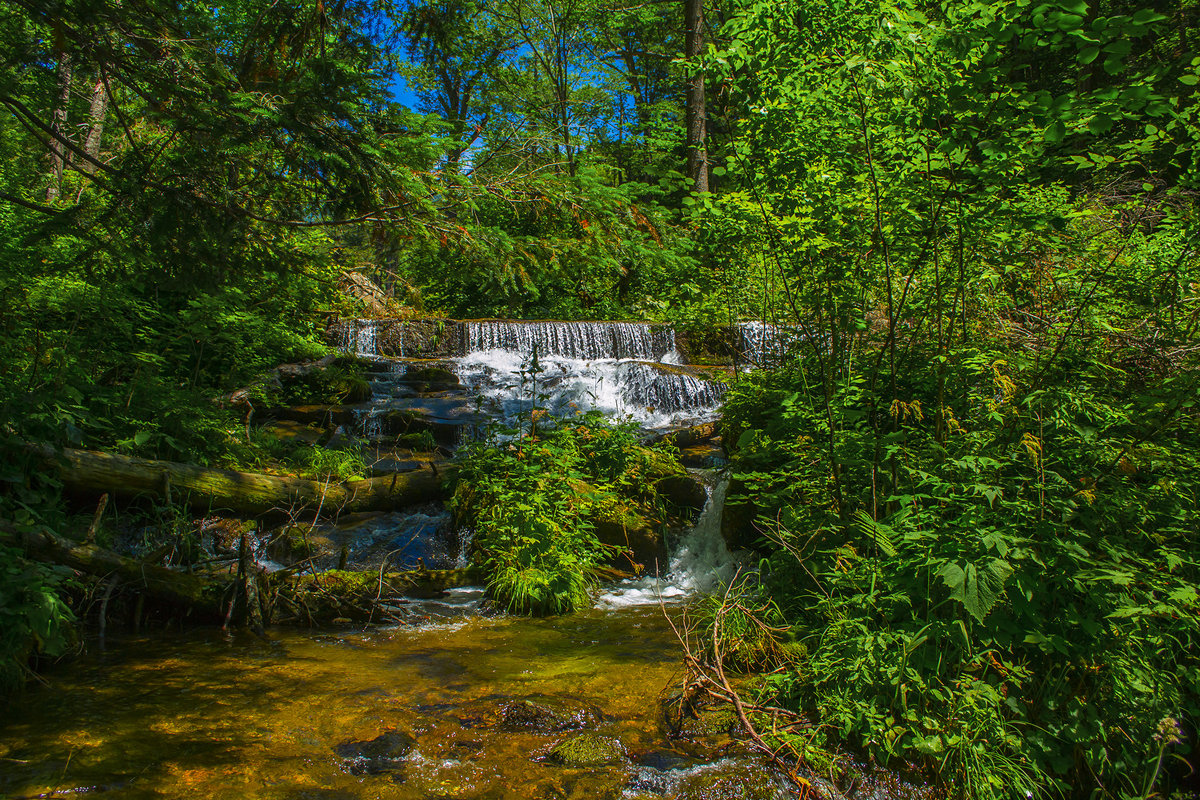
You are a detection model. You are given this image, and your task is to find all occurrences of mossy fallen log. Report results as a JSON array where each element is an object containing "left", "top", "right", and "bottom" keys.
[
  {"left": 2, "top": 521, "right": 479, "bottom": 626},
  {"left": 1, "top": 522, "right": 228, "bottom": 618},
  {"left": 37, "top": 446, "right": 456, "bottom": 516},
  {"left": 644, "top": 421, "right": 720, "bottom": 449}
]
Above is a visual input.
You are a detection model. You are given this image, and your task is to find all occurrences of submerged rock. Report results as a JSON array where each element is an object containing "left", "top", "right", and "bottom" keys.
[
  {"left": 454, "top": 695, "right": 602, "bottom": 734},
  {"left": 333, "top": 729, "right": 415, "bottom": 775},
  {"left": 547, "top": 732, "right": 627, "bottom": 767},
  {"left": 671, "top": 760, "right": 783, "bottom": 800},
  {"left": 499, "top": 697, "right": 602, "bottom": 733}
]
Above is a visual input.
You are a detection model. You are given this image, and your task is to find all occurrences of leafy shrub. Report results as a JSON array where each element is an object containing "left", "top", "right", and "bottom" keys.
[
  {"left": 721, "top": 358, "right": 1200, "bottom": 798},
  {"left": 453, "top": 414, "right": 684, "bottom": 615},
  {"left": 0, "top": 545, "right": 76, "bottom": 693}
]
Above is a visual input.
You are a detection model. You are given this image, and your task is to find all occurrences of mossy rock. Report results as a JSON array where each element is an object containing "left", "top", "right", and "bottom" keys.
[
  {"left": 258, "top": 419, "right": 325, "bottom": 446},
  {"left": 655, "top": 473, "right": 707, "bottom": 511},
  {"left": 661, "top": 693, "right": 739, "bottom": 738},
  {"left": 266, "top": 523, "right": 336, "bottom": 562},
  {"left": 499, "top": 697, "right": 602, "bottom": 733},
  {"left": 275, "top": 404, "right": 358, "bottom": 427},
  {"left": 671, "top": 760, "right": 781, "bottom": 800},
  {"left": 401, "top": 365, "right": 460, "bottom": 390},
  {"left": 592, "top": 504, "right": 664, "bottom": 573},
  {"left": 547, "top": 732, "right": 626, "bottom": 767}
]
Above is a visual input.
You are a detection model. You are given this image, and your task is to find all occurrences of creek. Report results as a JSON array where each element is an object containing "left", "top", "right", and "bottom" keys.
[{"left": 1, "top": 319, "right": 922, "bottom": 800}]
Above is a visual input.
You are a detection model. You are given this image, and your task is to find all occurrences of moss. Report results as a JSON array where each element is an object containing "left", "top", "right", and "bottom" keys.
[
  {"left": 547, "top": 732, "right": 626, "bottom": 767},
  {"left": 401, "top": 365, "right": 460, "bottom": 390},
  {"left": 661, "top": 693, "right": 739, "bottom": 738},
  {"left": 673, "top": 761, "right": 781, "bottom": 800}
]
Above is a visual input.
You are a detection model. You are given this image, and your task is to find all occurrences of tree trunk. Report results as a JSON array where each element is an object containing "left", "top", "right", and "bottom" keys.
[
  {"left": 684, "top": 0, "right": 708, "bottom": 193},
  {"left": 37, "top": 446, "right": 455, "bottom": 517},
  {"left": 46, "top": 51, "right": 73, "bottom": 202},
  {"left": 82, "top": 69, "right": 108, "bottom": 172}
]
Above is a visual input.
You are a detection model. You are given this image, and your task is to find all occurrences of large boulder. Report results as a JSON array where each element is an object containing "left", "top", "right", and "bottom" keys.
[{"left": 593, "top": 503, "right": 666, "bottom": 573}]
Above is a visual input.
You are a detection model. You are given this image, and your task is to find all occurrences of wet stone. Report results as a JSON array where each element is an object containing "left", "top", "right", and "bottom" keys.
[
  {"left": 671, "top": 760, "right": 784, "bottom": 800},
  {"left": 499, "top": 697, "right": 602, "bottom": 733},
  {"left": 547, "top": 732, "right": 627, "bottom": 767},
  {"left": 333, "top": 730, "right": 415, "bottom": 775},
  {"left": 661, "top": 693, "right": 739, "bottom": 739}
]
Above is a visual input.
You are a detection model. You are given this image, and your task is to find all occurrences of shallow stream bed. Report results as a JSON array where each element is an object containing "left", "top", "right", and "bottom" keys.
[{"left": 0, "top": 601, "right": 790, "bottom": 800}]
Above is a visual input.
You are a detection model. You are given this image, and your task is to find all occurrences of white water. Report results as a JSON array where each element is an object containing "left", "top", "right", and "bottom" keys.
[
  {"left": 452, "top": 320, "right": 722, "bottom": 431},
  {"left": 466, "top": 320, "right": 678, "bottom": 361},
  {"left": 336, "top": 317, "right": 736, "bottom": 604},
  {"left": 595, "top": 476, "right": 741, "bottom": 608},
  {"left": 342, "top": 318, "right": 380, "bottom": 356},
  {"left": 452, "top": 349, "right": 724, "bottom": 431}
]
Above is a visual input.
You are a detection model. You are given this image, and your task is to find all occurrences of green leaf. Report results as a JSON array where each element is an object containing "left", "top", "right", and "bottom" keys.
[
  {"left": 1078, "top": 46, "right": 1099, "bottom": 64},
  {"left": 133, "top": 431, "right": 152, "bottom": 446},
  {"left": 939, "top": 559, "right": 1014, "bottom": 622}
]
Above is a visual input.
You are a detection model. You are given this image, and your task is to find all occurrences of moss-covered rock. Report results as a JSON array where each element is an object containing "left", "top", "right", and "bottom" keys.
[
  {"left": 671, "top": 761, "right": 782, "bottom": 800},
  {"left": 661, "top": 692, "right": 739, "bottom": 738},
  {"left": 400, "top": 365, "right": 460, "bottom": 391},
  {"left": 258, "top": 419, "right": 326, "bottom": 446},
  {"left": 498, "top": 697, "right": 602, "bottom": 733},
  {"left": 547, "top": 732, "right": 627, "bottom": 767},
  {"left": 265, "top": 523, "right": 336, "bottom": 562},
  {"left": 655, "top": 473, "right": 707, "bottom": 512}
]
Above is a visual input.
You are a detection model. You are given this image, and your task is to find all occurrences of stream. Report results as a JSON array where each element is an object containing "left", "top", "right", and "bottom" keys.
[{"left": 0, "top": 319, "right": 931, "bottom": 800}]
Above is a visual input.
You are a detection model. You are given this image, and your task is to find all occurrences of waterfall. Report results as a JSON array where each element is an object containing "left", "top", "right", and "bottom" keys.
[
  {"left": 735, "top": 320, "right": 803, "bottom": 367},
  {"left": 595, "top": 475, "right": 740, "bottom": 608},
  {"left": 342, "top": 319, "right": 379, "bottom": 357},
  {"left": 465, "top": 320, "right": 679, "bottom": 361},
  {"left": 450, "top": 321, "right": 721, "bottom": 430},
  {"left": 618, "top": 363, "right": 726, "bottom": 413}
]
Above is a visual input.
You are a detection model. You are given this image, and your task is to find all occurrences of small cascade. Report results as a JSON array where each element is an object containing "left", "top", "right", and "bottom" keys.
[
  {"left": 342, "top": 319, "right": 379, "bottom": 357},
  {"left": 736, "top": 320, "right": 794, "bottom": 367},
  {"left": 619, "top": 363, "right": 726, "bottom": 413},
  {"left": 449, "top": 321, "right": 721, "bottom": 431},
  {"left": 595, "top": 475, "right": 740, "bottom": 608},
  {"left": 465, "top": 320, "right": 678, "bottom": 361}
]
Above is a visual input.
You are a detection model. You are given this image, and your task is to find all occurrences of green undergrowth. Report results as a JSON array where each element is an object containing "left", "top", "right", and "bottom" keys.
[
  {"left": 452, "top": 413, "right": 685, "bottom": 615},
  {"left": 718, "top": 357, "right": 1200, "bottom": 798}
]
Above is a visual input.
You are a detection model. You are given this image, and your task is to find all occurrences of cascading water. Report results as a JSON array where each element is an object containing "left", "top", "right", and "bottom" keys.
[
  {"left": 342, "top": 318, "right": 380, "bottom": 357},
  {"left": 336, "top": 318, "right": 736, "bottom": 605},
  {"left": 595, "top": 474, "right": 741, "bottom": 608},
  {"left": 452, "top": 320, "right": 722, "bottom": 431},
  {"left": 736, "top": 320, "right": 788, "bottom": 367},
  {"left": 465, "top": 320, "right": 679, "bottom": 361}
]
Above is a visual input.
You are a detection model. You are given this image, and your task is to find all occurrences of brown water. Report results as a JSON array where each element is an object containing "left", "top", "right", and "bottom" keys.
[{"left": 0, "top": 600, "right": 778, "bottom": 800}]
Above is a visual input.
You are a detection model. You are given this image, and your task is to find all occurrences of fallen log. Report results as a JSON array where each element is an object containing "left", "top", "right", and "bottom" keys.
[
  {"left": 644, "top": 420, "right": 720, "bottom": 448},
  {"left": 2, "top": 521, "right": 227, "bottom": 618},
  {"left": 36, "top": 446, "right": 457, "bottom": 517},
  {"left": 2, "top": 521, "right": 480, "bottom": 626}
]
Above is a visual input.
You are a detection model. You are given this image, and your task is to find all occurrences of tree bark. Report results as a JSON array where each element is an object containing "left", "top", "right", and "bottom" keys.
[
  {"left": 46, "top": 51, "right": 73, "bottom": 202},
  {"left": 82, "top": 69, "right": 108, "bottom": 173},
  {"left": 36, "top": 446, "right": 455, "bottom": 517},
  {"left": 684, "top": 0, "right": 708, "bottom": 193}
]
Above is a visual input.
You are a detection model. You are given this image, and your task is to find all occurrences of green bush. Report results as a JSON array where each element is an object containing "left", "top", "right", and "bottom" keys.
[
  {"left": 721, "top": 358, "right": 1200, "bottom": 798},
  {"left": 452, "top": 414, "right": 683, "bottom": 615},
  {"left": 0, "top": 544, "right": 76, "bottom": 693}
]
